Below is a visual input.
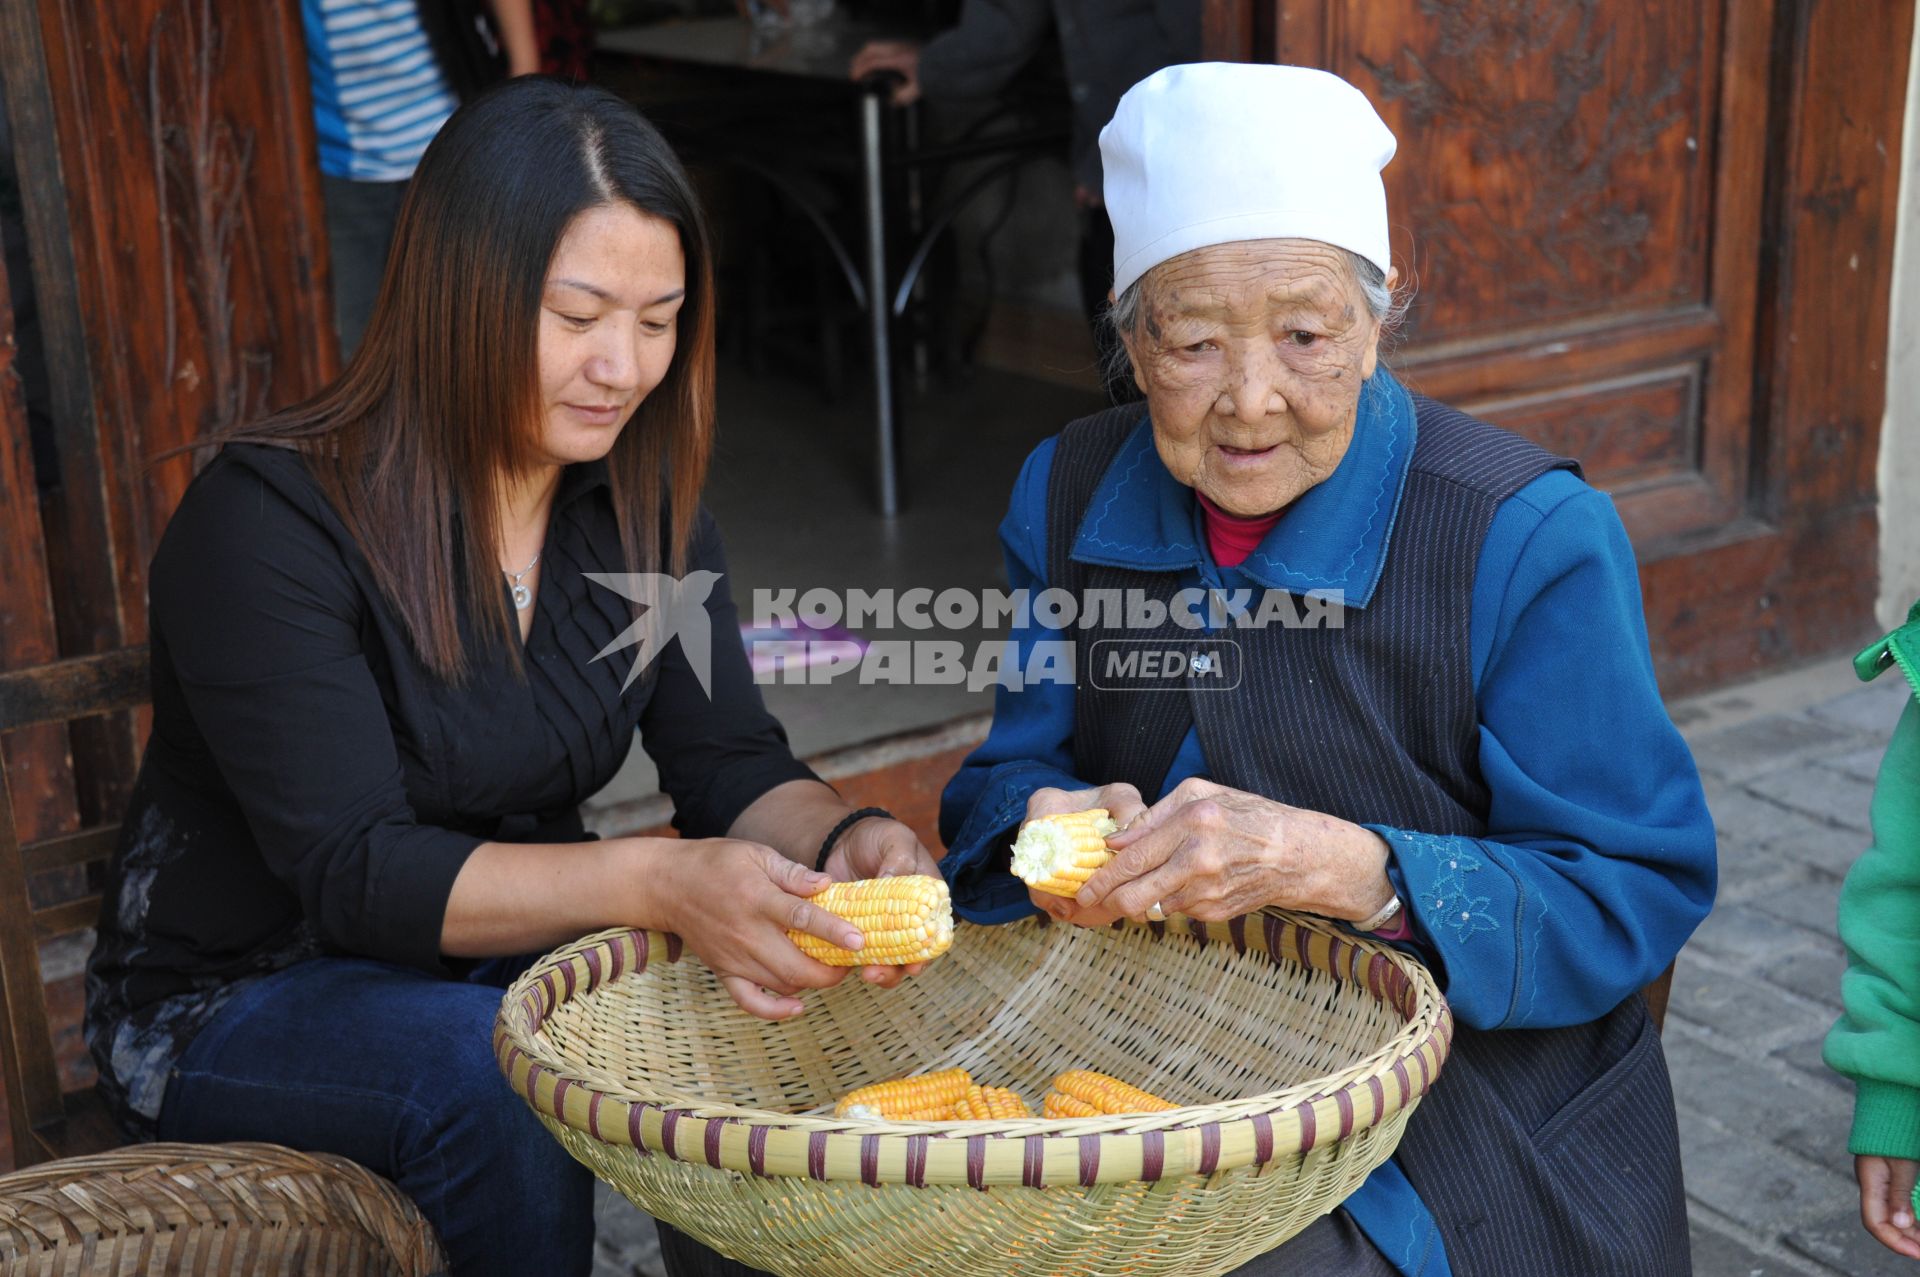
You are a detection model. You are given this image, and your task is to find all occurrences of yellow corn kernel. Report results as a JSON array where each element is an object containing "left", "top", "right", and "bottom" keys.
[
  {"left": 789, "top": 875, "right": 955, "bottom": 967},
  {"left": 950, "top": 1085, "right": 1032, "bottom": 1120},
  {"left": 1010, "top": 809, "right": 1120, "bottom": 898},
  {"left": 1042, "top": 1069, "right": 1177, "bottom": 1118},
  {"left": 834, "top": 1068, "right": 973, "bottom": 1120},
  {"left": 1041, "top": 1090, "right": 1101, "bottom": 1119}
]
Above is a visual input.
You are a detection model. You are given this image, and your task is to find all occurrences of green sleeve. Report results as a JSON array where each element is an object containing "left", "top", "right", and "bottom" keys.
[{"left": 1826, "top": 650, "right": 1920, "bottom": 1157}]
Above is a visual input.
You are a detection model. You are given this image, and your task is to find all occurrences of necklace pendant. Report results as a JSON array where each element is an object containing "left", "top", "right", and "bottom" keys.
[{"left": 511, "top": 583, "right": 532, "bottom": 610}]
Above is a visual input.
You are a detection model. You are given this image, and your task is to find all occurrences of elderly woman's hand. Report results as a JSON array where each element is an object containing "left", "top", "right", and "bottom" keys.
[
  {"left": 1022, "top": 783, "right": 1148, "bottom": 925},
  {"left": 1073, "top": 777, "right": 1396, "bottom": 925},
  {"left": 821, "top": 817, "right": 942, "bottom": 988}
]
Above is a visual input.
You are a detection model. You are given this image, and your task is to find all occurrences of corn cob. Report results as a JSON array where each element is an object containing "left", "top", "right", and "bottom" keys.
[
  {"left": 834, "top": 1068, "right": 973, "bottom": 1120},
  {"left": 1010, "top": 809, "right": 1120, "bottom": 898},
  {"left": 1042, "top": 1069, "right": 1177, "bottom": 1118},
  {"left": 788, "top": 874, "right": 954, "bottom": 967},
  {"left": 950, "top": 1085, "right": 1032, "bottom": 1120}
]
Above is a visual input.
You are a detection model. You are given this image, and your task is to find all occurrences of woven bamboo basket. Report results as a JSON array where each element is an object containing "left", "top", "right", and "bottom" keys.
[
  {"left": 0, "top": 1142, "right": 446, "bottom": 1276},
  {"left": 497, "top": 910, "right": 1450, "bottom": 1277}
]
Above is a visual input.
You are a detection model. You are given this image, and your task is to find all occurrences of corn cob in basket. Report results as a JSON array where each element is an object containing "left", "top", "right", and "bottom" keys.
[
  {"left": 836, "top": 1067, "right": 1171, "bottom": 1122},
  {"left": 1042, "top": 1069, "right": 1177, "bottom": 1118},
  {"left": 951, "top": 1085, "right": 1032, "bottom": 1119},
  {"left": 834, "top": 1068, "right": 974, "bottom": 1120},
  {"left": 788, "top": 875, "right": 954, "bottom": 967},
  {"left": 836, "top": 1073, "right": 1033, "bottom": 1122},
  {"left": 1011, "top": 809, "right": 1121, "bottom": 898}
]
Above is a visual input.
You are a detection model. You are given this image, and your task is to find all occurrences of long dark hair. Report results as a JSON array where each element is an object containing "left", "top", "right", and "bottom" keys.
[{"left": 216, "top": 79, "right": 715, "bottom": 681}]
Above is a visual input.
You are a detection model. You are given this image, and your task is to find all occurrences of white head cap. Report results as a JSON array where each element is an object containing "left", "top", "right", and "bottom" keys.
[{"left": 1100, "top": 63, "right": 1397, "bottom": 298}]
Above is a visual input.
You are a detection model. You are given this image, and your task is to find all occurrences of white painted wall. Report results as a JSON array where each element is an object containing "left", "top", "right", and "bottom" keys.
[{"left": 1880, "top": 17, "right": 1920, "bottom": 629}]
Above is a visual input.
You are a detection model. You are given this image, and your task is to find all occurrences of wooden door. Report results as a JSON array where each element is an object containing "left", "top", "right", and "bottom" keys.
[
  {"left": 1203, "top": 1, "right": 1913, "bottom": 694},
  {"left": 0, "top": 0, "right": 336, "bottom": 815},
  {"left": 0, "top": 0, "right": 336, "bottom": 1169}
]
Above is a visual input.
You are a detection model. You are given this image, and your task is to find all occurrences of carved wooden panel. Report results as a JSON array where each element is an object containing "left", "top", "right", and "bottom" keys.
[
  {"left": 0, "top": 0, "right": 333, "bottom": 1170},
  {"left": 0, "top": 147, "right": 75, "bottom": 1179},
  {"left": 1351, "top": 3, "right": 1713, "bottom": 344},
  {"left": 0, "top": 0, "right": 334, "bottom": 827},
  {"left": 1463, "top": 366, "right": 1698, "bottom": 492},
  {"left": 1210, "top": 0, "right": 1912, "bottom": 692},
  {"left": 1269, "top": 0, "right": 1750, "bottom": 555},
  {"left": 1, "top": 0, "right": 335, "bottom": 657}
]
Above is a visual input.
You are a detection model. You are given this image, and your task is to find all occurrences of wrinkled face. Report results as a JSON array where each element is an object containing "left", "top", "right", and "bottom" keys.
[
  {"left": 534, "top": 204, "right": 686, "bottom": 467},
  {"left": 1122, "top": 239, "right": 1387, "bottom": 517}
]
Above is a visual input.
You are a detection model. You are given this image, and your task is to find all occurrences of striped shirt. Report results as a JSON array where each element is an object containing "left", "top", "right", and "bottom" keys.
[{"left": 303, "top": 0, "right": 460, "bottom": 182}]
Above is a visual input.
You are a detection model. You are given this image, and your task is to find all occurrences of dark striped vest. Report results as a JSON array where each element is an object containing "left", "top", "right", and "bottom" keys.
[{"left": 1047, "top": 401, "right": 1691, "bottom": 1276}]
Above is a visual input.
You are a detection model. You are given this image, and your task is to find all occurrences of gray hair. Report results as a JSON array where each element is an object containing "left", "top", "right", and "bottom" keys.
[
  {"left": 1346, "top": 252, "right": 1408, "bottom": 330},
  {"left": 1101, "top": 248, "right": 1406, "bottom": 389}
]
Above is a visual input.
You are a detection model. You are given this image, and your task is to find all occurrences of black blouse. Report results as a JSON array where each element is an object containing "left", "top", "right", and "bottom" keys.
[{"left": 85, "top": 443, "right": 814, "bottom": 1134}]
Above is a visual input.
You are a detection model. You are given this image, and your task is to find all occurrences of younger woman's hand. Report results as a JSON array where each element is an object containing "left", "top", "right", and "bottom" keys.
[
  {"left": 822, "top": 817, "right": 940, "bottom": 884},
  {"left": 663, "top": 839, "right": 858, "bottom": 1019},
  {"left": 821, "top": 817, "right": 943, "bottom": 989},
  {"left": 1858, "top": 1155, "right": 1920, "bottom": 1258}
]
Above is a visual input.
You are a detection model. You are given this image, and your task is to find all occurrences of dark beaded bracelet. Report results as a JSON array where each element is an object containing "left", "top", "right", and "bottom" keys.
[{"left": 814, "top": 807, "right": 894, "bottom": 873}]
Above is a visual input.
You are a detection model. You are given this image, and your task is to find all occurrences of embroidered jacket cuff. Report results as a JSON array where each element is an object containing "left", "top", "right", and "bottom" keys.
[{"left": 1367, "top": 825, "right": 1521, "bottom": 1030}]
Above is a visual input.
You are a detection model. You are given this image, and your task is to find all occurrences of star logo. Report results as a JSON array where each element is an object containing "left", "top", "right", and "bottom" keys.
[{"left": 583, "top": 571, "right": 723, "bottom": 697}]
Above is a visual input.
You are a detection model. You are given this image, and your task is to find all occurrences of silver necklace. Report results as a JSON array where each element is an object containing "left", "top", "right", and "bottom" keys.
[{"left": 504, "top": 551, "right": 540, "bottom": 610}]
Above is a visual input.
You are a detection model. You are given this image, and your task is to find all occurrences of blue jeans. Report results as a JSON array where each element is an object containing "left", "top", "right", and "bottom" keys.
[{"left": 157, "top": 955, "right": 595, "bottom": 1277}]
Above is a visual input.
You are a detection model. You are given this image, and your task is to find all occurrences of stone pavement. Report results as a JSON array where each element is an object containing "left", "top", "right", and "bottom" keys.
[
  {"left": 589, "top": 658, "right": 1916, "bottom": 1277},
  {"left": 592, "top": 1180, "right": 666, "bottom": 1277}
]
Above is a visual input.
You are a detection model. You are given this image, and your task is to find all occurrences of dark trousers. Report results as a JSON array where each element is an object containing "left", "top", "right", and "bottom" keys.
[
  {"left": 656, "top": 1207, "right": 1398, "bottom": 1275},
  {"left": 157, "top": 955, "right": 595, "bottom": 1277},
  {"left": 321, "top": 174, "right": 408, "bottom": 358}
]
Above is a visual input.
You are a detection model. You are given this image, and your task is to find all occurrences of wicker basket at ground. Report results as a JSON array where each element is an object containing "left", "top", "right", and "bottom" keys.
[
  {"left": 0, "top": 1142, "right": 446, "bottom": 1276},
  {"left": 497, "top": 910, "right": 1450, "bottom": 1277}
]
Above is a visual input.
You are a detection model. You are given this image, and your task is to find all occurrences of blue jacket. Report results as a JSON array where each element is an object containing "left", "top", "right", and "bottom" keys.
[{"left": 938, "top": 372, "right": 1716, "bottom": 1274}]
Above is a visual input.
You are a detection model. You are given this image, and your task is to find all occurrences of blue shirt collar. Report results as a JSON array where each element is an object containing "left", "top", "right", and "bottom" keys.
[{"left": 1068, "top": 368, "right": 1417, "bottom": 608}]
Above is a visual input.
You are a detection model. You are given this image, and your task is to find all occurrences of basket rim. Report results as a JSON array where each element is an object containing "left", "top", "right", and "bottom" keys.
[{"left": 495, "top": 908, "right": 1451, "bottom": 1188}]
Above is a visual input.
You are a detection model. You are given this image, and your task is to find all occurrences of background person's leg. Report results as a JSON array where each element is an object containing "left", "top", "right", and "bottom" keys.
[
  {"left": 158, "top": 956, "right": 594, "bottom": 1277},
  {"left": 321, "top": 175, "right": 407, "bottom": 357}
]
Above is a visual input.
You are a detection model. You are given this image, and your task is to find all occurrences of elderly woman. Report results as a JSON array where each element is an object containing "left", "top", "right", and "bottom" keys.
[{"left": 933, "top": 64, "right": 1717, "bottom": 1275}]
